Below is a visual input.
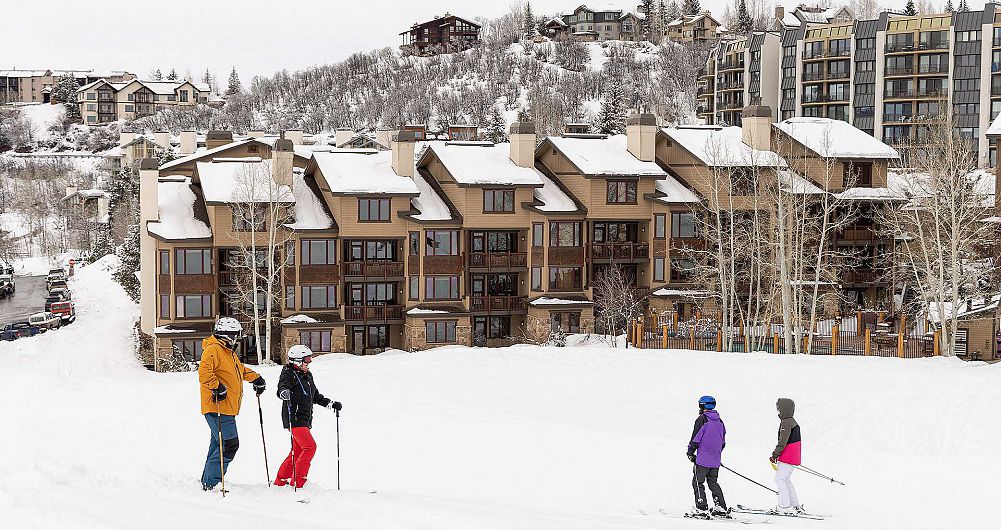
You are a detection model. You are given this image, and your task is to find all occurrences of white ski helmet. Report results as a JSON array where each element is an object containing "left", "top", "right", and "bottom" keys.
[
  {"left": 287, "top": 344, "right": 313, "bottom": 364},
  {"left": 213, "top": 317, "right": 243, "bottom": 348}
]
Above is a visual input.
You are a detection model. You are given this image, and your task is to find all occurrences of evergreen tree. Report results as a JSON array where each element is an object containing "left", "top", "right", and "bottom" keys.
[
  {"left": 639, "top": 0, "right": 655, "bottom": 39},
  {"left": 90, "top": 224, "right": 113, "bottom": 261},
  {"left": 485, "top": 104, "right": 508, "bottom": 143},
  {"left": 736, "top": 0, "right": 752, "bottom": 34},
  {"left": 945, "top": 0, "right": 954, "bottom": 11},
  {"left": 903, "top": 0, "right": 917, "bottom": 16},
  {"left": 682, "top": 0, "right": 701, "bottom": 16},
  {"left": 958, "top": 0, "right": 969, "bottom": 11},
  {"left": 666, "top": 0, "right": 681, "bottom": 19},
  {"left": 596, "top": 72, "right": 627, "bottom": 135},
  {"left": 523, "top": 2, "right": 535, "bottom": 42},
  {"left": 166, "top": 68, "right": 178, "bottom": 80},
  {"left": 113, "top": 223, "right": 141, "bottom": 302},
  {"left": 202, "top": 68, "right": 212, "bottom": 86},
  {"left": 153, "top": 69, "right": 163, "bottom": 81},
  {"left": 226, "top": 67, "right": 242, "bottom": 95},
  {"left": 51, "top": 75, "right": 81, "bottom": 122}
]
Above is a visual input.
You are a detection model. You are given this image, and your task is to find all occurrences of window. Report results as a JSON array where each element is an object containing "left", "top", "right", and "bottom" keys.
[
  {"left": 532, "top": 223, "right": 544, "bottom": 247},
  {"left": 856, "top": 60, "right": 874, "bottom": 73},
  {"left": 531, "top": 267, "right": 542, "bottom": 290},
  {"left": 956, "top": 30, "right": 980, "bottom": 42},
  {"left": 483, "top": 189, "right": 515, "bottom": 212},
  {"left": 166, "top": 95, "right": 176, "bottom": 102},
  {"left": 654, "top": 214, "right": 666, "bottom": 239},
  {"left": 845, "top": 162, "right": 873, "bottom": 187},
  {"left": 474, "top": 316, "right": 511, "bottom": 339},
  {"left": 300, "top": 330, "right": 332, "bottom": 353},
  {"left": 409, "top": 276, "right": 419, "bottom": 300},
  {"left": 425, "top": 276, "right": 459, "bottom": 299},
  {"left": 176, "top": 295, "right": 211, "bottom": 318},
  {"left": 549, "top": 222, "right": 581, "bottom": 247},
  {"left": 127, "top": 93, "right": 135, "bottom": 101},
  {"left": 671, "top": 213, "right": 695, "bottom": 238},
  {"left": 86, "top": 92, "right": 96, "bottom": 100},
  {"left": 87, "top": 116, "right": 96, "bottom": 123},
  {"left": 425, "top": 230, "right": 459, "bottom": 255},
  {"left": 285, "top": 285, "right": 295, "bottom": 309},
  {"left": 954, "top": 103, "right": 979, "bottom": 115},
  {"left": 232, "top": 205, "right": 266, "bottom": 231},
  {"left": 159, "top": 295, "right": 170, "bottom": 319},
  {"left": 172, "top": 340, "right": 203, "bottom": 361},
  {"left": 358, "top": 198, "right": 391, "bottom": 221},
  {"left": 653, "top": 257, "right": 665, "bottom": 281},
  {"left": 366, "top": 325, "right": 390, "bottom": 348},
  {"left": 179, "top": 90, "right": 188, "bottom": 102},
  {"left": 855, "top": 83, "right": 874, "bottom": 95},
  {"left": 783, "top": 67, "right": 796, "bottom": 79},
  {"left": 425, "top": 321, "right": 458, "bottom": 343},
  {"left": 606, "top": 180, "right": 637, "bottom": 204},
  {"left": 409, "top": 232, "right": 420, "bottom": 256},
  {"left": 550, "top": 312, "right": 581, "bottom": 334},
  {"left": 829, "top": 83, "right": 848, "bottom": 101},
  {"left": 159, "top": 250, "right": 170, "bottom": 275},
  {"left": 300, "top": 239, "right": 336, "bottom": 265},
  {"left": 856, "top": 37, "right": 875, "bottom": 49},
  {"left": 955, "top": 54, "right": 979, "bottom": 67},
  {"left": 670, "top": 259, "right": 696, "bottom": 282},
  {"left": 592, "top": 222, "right": 638, "bottom": 243},
  {"left": 954, "top": 78, "right": 980, "bottom": 91},
  {"left": 783, "top": 46, "right": 796, "bottom": 57},
  {"left": 175, "top": 249, "right": 212, "bottom": 275},
  {"left": 123, "top": 104, "right": 133, "bottom": 112},
  {"left": 549, "top": 267, "right": 582, "bottom": 291},
  {"left": 301, "top": 285, "right": 337, "bottom": 309}
]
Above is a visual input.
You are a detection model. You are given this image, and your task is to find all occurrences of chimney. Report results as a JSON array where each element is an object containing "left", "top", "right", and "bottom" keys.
[
  {"left": 272, "top": 138, "right": 295, "bottom": 188},
  {"left": 206, "top": 130, "right": 233, "bottom": 150},
  {"left": 376, "top": 128, "right": 393, "bottom": 149},
  {"left": 391, "top": 131, "right": 416, "bottom": 177},
  {"left": 741, "top": 105, "right": 773, "bottom": 152},
  {"left": 335, "top": 129, "right": 355, "bottom": 147},
  {"left": 775, "top": 6, "right": 785, "bottom": 21},
  {"left": 153, "top": 131, "right": 170, "bottom": 151},
  {"left": 509, "top": 122, "right": 537, "bottom": 168},
  {"left": 138, "top": 158, "right": 160, "bottom": 335},
  {"left": 119, "top": 131, "right": 135, "bottom": 147},
  {"left": 286, "top": 129, "right": 304, "bottom": 145},
  {"left": 248, "top": 130, "right": 265, "bottom": 138},
  {"left": 626, "top": 113, "right": 658, "bottom": 162},
  {"left": 179, "top": 130, "right": 197, "bottom": 155}
]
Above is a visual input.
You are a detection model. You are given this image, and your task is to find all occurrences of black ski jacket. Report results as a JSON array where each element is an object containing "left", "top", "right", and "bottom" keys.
[{"left": 276, "top": 365, "right": 333, "bottom": 429}]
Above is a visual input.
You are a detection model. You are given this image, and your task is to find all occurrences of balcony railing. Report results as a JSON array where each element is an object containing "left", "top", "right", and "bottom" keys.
[
  {"left": 916, "top": 88, "right": 947, "bottom": 98},
  {"left": 591, "top": 242, "right": 650, "bottom": 261},
  {"left": 802, "top": 94, "right": 848, "bottom": 103},
  {"left": 802, "top": 71, "right": 825, "bottom": 81},
  {"left": 826, "top": 48, "right": 851, "bottom": 57},
  {"left": 344, "top": 305, "right": 404, "bottom": 321},
  {"left": 342, "top": 261, "right": 405, "bottom": 278},
  {"left": 883, "top": 113, "right": 913, "bottom": 123},
  {"left": 917, "top": 64, "right": 949, "bottom": 74},
  {"left": 827, "top": 70, "right": 850, "bottom": 80},
  {"left": 837, "top": 226, "right": 878, "bottom": 240},
  {"left": 992, "top": 61, "right": 1001, "bottom": 73},
  {"left": 917, "top": 40, "right": 949, "bottom": 50},
  {"left": 885, "top": 42, "right": 915, "bottom": 53},
  {"left": 721, "top": 100, "right": 745, "bottom": 110},
  {"left": 469, "top": 252, "right": 527, "bottom": 269},
  {"left": 720, "top": 60, "right": 745, "bottom": 70},
  {"left": 843, "top": 269, "right": 877, "bottom": 284},
  {"left": 992, "top": 85, "right": 1001, "bottom": 96},
  {"left": 469, "top": 295, "right": 527, "bottom": 312},
  {"left": 884, "top": 89, "right": 916, "bottom": 98},
  {"left": 802, "top": 50, "right": 824, "bottom": 59},
  {"left": 885, "top": 66, "right": 915, "bottom": 76}
]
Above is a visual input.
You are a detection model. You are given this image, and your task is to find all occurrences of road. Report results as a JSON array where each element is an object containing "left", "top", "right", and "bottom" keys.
[{"left": 0, "top": 275, "right": 47, "bottom": 324}]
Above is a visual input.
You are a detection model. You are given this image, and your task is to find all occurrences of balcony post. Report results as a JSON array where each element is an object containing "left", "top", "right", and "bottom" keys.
[
  {"left": 897, "top": 314, "right": 907, "bottom": 358},
  {"left": 832, "top": 325, "right": 839, "bottom": 355},
  {"left": 662, "top": 324, "right": 668, "bottom": 349},
  {"left": 864, "top": 328, "right": 872, "bottom": 356}
]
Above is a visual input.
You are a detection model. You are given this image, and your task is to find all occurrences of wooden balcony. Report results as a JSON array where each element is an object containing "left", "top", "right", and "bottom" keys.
[
  {"left": 470, "top": 295, "right": 527, "bottom": 313},
  {"left": 174, "top": 274, "right": 216, "bottom": 294},
  {"left": 344, "top": 305, "right": 404, "bottom": 322},
  {"left": 469, "top": 252, "right": 527, "bottom": 269},
  {"left": 548, "top": 247, "right": 585, "bottom": 266},
  {"left": 591, "top": 242, "right": 649, "bottom": 261},
  {"left": 842, "top": 269, "right": 878, "bottom": 284},
  {"left": 424, "top": 254, "right": 464, "bottom": 275},
  {"left": 835, "top": 226, "right": 878, "bottom": 241},
  {"left": 342, "top": 261, "right": 404, "bottom": 278}
]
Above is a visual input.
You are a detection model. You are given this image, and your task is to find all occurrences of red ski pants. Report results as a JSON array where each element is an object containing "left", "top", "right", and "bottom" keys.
[{"left": 275, "top": 427, "right": 317, "bottom": 488}]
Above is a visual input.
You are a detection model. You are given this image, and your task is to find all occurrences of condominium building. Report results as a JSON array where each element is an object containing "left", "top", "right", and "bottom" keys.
[
  {"left": 544, "top": 3, "right": 644, "bottom": 42},
  {"left": 75, "top": 79, "right": 210, "bottom": 124},
  {"left": 400, "top": 13, "right": 481, "bottom": 56},
  {"left": 0, "top": 69, "right": 134, "bottom": 104},
  {"left": 665, "top": 12, "right": 723, "bottom": 43},
  {"left": 700, "top": 5, "right": 1001, "bottom": 167}
]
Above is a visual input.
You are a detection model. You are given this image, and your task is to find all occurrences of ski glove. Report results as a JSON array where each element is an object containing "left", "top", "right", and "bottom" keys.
[
  {"left": 278, "top": 388, "right": 291, "bottom": 401},
  {"left": 252, "top": 376, "right": 266, "bottom": 396},
  {"left": 211, "top": 383, "right": 227, "bottom": 402},
  {"left": 326, "top": 401, "right": 342, "bottom": 411},
  {"left": 687, "top": 452, "right": 696, "bottom": 463}
]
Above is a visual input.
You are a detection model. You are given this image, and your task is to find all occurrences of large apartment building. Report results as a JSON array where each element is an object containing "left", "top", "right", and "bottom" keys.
[
  {"left": 75, "top": 79, "right": 210, "bottom": 124},
  {"left": 0, "top": 69, "right": 134, "bottom": 104},
  {"left": 699, "top": 5, "right": 1001, "bottom": 167},
  {"left": 138, "top": 108, "right": 914, "bottom": 362}
]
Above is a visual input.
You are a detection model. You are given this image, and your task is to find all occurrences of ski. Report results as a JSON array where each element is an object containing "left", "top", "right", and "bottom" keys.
[
  {"left": 732, "top": 505, "right": 825, "bottom": 521},
  {"left": 638, "top": 508, "right": 766, "bottom": 524}
]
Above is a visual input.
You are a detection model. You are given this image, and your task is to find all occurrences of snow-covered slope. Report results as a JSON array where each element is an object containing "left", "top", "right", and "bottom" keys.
[{"left": 0, "top": 260, "right": 998, "bottom": 528}]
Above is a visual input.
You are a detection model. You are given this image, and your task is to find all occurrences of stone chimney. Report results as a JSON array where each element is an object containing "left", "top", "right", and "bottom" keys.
[
  {"left": 626, "top": 113, "right": 658, "bottom": 162},
  {"left": 741, "top": 105, "right": 773, "bottom": 152},
  {"left": 138, "top": 158, "right": 160, "bottom": 335},
  {"left": 248, "top": 130, "right": 265, "bottom": 138},
  {"left": 286, "top": 129, "right": 304, "bottom": 145},
  {"left": 119, "top": 131, "right": 135, "bottom": 147},
  {"left": 376, "top": 128, "right": 393, "bottom": 149},
  {"left": 775, "top": 6, "right": 785, "bottom": 22},
  {"left": 509, "top": 122, "right": 537, "bottom": 168},
  {"left": 391, "top": 131, "right": 416, "bottom": 177},
  {"left": 272, "top": 138, "right": 295, "bottom": 188},
  {"left": 179, "top": 131, "right": 197, "bottom": 155},
  {"left": 335, "top": 129, "right": 354, "bottom": 147},
  {"left": 153, "top": 131, "right": 170, "bottom": 151},
  {"left": 206, "top": 130, "right": 233, "bottom": 150}
]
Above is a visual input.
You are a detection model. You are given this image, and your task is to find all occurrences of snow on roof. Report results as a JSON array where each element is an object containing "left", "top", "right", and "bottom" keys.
[
  {"left": 548, "top": 135, "right": 667, "bottom": 176},
  {"left": 412, "top": 174, "right": 455, "bottom": 221},
  {"left": 547, "top": 17, "right": 568, "bottom": 26},
  {"left": 651, "top": 288, "right": 709, "bottom": 297},
  {"left": 778, "top": 170, "right": 826, "bottom": 195},
  {"left": 406, "top": 308, "right": 451, "bottom": 315},
  {"left": 159, "top": 139, "right": 254, "bottom": 170},
  {"left": 987, "top": 112, "right": 1001, "bottom": 138},
  {"left": 287, "top": 171, "right": 333, "bottom": 230},
  {"left": 281, "top": 314, "right": 318, "bottom": 324},
  {"left": 529, "top": 297, "right": 594, "bottom": 306},
  {"left": 535, "top": 173, "right": 579, "bottom": 212},
  {"left": 146, "top": 179, "right": 212, "bottom": 240},
  {"left": 312, "top": 151, "right": 419, "bottom": 195},
  {"left": 928, "top": 295, "right": 1001, "bottom": 323},
  {"left": 429, "top": 143, "right": 543, "bottom": 186},
  {"left": 196, "top": 161, "right": 295, "bottom": 204},
  {"left": 781, "top": 11, "right": 802, "bottom": 27},
  {"left": 834, "top": 187, "right": 905, "bottom": 201},
  {"left": 153, "top": 325, "right": 197, "bottom": 334},
  {"left": 663, "top": 126, "right": 786, "bottom": 168},
  {"left": 774, "top": 118, "right": 898, "bottom": 160},
  {"left": 654, "top": 176, "right": 701, "bottom": 204}
]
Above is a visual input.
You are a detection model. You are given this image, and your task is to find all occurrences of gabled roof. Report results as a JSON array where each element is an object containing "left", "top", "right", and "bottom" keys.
[
  {"left": 424, "top": 142, "right": 544, "bottom": 186},
  {"left": 774, "top": 118, "right": 898, "bottom": 160},
  {"left": 545, "top": 135, "right": 667, "bottom": 177},
  {"left": 660, "top": 126, "right": 787, "bottom": 168},
  {"left": 196, "top": 160, "right": 295, "bottom": 204},
  {"left": 311, "top": 151, "right": 419, "bottom": 196},
  {"left": 986, "top": 112, "right": 1001, "bottom": 139},
  {"left": 159, "top": 139, "right": 308, "bottom": 171}
]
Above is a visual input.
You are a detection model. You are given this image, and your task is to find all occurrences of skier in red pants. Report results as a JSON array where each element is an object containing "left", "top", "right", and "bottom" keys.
[{"left": 275, "top": 344, "right": 341, "bottom": 488}]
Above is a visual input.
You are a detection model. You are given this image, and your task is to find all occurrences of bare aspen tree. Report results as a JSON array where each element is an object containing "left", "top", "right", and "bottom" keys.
[{"left": 592, "top": 264, "right": 648, "bottom": 347}]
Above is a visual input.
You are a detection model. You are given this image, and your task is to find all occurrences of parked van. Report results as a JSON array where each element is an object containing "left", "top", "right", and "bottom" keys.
[
  {"left": 28, "top": 312, "right": 62, "bottom": 331},
  {"left": 50, "top": 301, "right": 76, "bottom": 323}
]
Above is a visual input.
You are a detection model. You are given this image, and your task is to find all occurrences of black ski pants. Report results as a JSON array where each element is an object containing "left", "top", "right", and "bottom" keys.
[{"left": 692, "top": 464, "right": 726, "bottom": 510}]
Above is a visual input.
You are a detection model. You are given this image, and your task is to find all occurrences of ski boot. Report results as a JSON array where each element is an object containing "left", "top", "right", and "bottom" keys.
[
  {"left": 685, "top": 507, "right": 712, "bottom": 520},
  {"left": 711, "top": 506, "right": 733, "bottom": 519}
]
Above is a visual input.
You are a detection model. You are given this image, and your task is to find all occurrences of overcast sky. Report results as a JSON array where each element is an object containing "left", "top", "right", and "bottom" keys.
[{"left": 7, "top": 0, "right": 743, "bottom": 84}]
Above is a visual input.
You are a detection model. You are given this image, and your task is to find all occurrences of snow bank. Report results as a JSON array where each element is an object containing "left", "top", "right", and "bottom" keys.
[{"left": 17, "top": 103, "right": 65, "bottom": 143}]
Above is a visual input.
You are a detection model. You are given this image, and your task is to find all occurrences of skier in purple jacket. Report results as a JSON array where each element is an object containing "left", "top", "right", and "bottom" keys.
[{"left": 686, "top": 395, "right": 729, "bottom": 518}]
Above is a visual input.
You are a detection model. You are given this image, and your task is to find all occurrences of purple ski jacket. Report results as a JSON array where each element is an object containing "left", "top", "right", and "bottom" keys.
[{"left": 688, "top": 410, "right": 726, "bottom": 468}]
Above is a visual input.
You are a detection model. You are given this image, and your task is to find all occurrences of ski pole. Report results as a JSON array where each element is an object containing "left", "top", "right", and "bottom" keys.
[
  {"left": 721, "top": 464, "right": 777, "bottom": 494},
  {"left": 336, "top": 409, "right": 341, "bottom": 491},
  {"left": 288, "top": 400, "right": 297, "bottom": 493},
  {"left": 796, "top": 465, "right": 845, "bottom": 486},
  {"left": 257, "top": 394, "right": 271, "bottom": 486},
  {"left": 216, "top": 401, "right": 225, "bottom": 499}
]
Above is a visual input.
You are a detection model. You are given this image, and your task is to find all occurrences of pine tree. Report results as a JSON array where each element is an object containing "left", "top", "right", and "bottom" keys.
[
  {"left": 945, "top": 0, "right": 954, "bottom": 11},
  {"left": 596, "top": 73, "right": 627, "bottom": 135},
  {"left": 166, "top": 68, "right": 178, "bottom": 81},
  {"left": 202, "top": 68, "right": 212, "bottom": 86},
  {"left": 227, "top": 67, "right": 242, "bottom": 95},
  {"left": 666, "top": 0, "right": 681, "bottom": 19},
  {"left": 736, "top": 0, "right": 752, "bottom": 34},
  {"left": 113, "top": 223, "right": 141, "bottom": 302},
  {"left": 682, "top": 0, "right": 701, "bottom": 16},
  {"left": 639, "top": 0, "right": 655, "bottom": 39},
  {"left": 485, "top": 103, "right": 508, "bottom": 143},
  {"left": 51, "top": 75, "right": 81, "bottom": 122},
  {"left": 903, "top": 0, "right": 917, "bottom": 16},
  {"left": 90, "top": 224, "right": 113, "bottom": 261},
  {"left": 523, "top": 2, "right": 535, "bottom": 42},
  {"left": 153, "top": 69, "right": 163, "bottom": 81},
  {"left": 958, "top": 0, "right": 969, "bottom": 11}
]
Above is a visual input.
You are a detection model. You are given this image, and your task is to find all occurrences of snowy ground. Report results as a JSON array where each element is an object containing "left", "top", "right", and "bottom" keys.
[{"left": 0, "top": 257, "right": 998, "bottom": 529}]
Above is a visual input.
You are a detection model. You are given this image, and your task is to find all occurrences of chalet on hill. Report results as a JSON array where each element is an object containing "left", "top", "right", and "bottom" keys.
[{"left": 400, "top": 13, "right": 481, "bottom": 56}]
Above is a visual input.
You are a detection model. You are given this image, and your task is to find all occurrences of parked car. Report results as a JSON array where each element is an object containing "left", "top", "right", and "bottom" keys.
[
  {"left": 47, "top": 279, "right": 68, "bottom": 293},
  {"left": 48, "top": 287, "right": 72, "bottom": 301},
  {"left": 0, "top": 274, "right": 14, "bottom": 299},
  {"left": 28, "top": 312, "right": 62, "bottom": 331},
  {"left": 50, "top": 301, "right": 76, "bottom": 323},
  {"left": 46, "top": 269, "right": 67, "bottom": 290},
  {"left": 44, "top": 292, "right": 70, "bottom": 311},
  {"left": 2, "top": 322, "right": 40, "bottom": 341}
]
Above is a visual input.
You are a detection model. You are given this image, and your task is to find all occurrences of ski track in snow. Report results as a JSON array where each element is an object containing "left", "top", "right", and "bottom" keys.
[{"left": 0, "top": 257, "right": 999, "bottom": 528}]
